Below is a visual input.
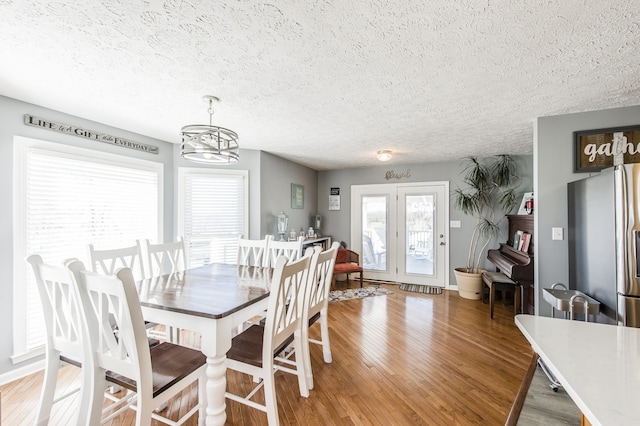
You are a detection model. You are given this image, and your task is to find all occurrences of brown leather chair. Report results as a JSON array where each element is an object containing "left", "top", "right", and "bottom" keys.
[{"left": 332, "top": 248, "right": 363, "bottom": 289}]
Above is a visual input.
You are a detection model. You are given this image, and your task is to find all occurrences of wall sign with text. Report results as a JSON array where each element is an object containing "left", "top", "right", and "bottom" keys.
[
  {"left": 574, "top": 125, "right": 640, "bottom": 172},
  {"left": 24, "top": 114, "right": 159, "bottom": 154},
  {"left": 384, "top": 169, "right": 411, "bottom": 180},
  {"left": 329, "top": 187, "right": 340, "bottom": 211}
]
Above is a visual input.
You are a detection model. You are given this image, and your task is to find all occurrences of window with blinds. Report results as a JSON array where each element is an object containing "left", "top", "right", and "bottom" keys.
[
  {"left": 13, "top": 136, "right": 162, "bottom": 361},
  {"left": 178, "top": 168, "right": 248, "bottom": 267}
]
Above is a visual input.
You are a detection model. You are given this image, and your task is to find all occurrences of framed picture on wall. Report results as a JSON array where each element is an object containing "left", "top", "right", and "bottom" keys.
[
  {"left": 517, "top": 192, "right": 534, "bottom": 215},
  {"left": 329, "top": 195, "right": 340, "bottom": 210},
  {"left": 291, "top": 183, "right": 304, "bottom": 209}
]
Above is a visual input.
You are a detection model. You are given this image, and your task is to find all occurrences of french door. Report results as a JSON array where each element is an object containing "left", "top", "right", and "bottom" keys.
[{"left": 350, "top": 182, "right": 448, "bottom": 287}]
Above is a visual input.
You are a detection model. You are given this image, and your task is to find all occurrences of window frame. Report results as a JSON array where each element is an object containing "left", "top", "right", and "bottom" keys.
[{"left": 12, "top": 136, "right": 163, "bottom": 362}]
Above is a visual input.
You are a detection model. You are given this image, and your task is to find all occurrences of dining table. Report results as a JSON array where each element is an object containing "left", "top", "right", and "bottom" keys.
[{"left": 136, "top": 263, "right": 272, "bottom": 426}]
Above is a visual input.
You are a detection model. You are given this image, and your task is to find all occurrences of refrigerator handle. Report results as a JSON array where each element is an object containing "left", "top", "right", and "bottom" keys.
[
  {"left": 615, "top": 165, "right": 629, "bottom": 282},
  {"left": 636, "top": 231, "right": 640, "bottom": 278}
]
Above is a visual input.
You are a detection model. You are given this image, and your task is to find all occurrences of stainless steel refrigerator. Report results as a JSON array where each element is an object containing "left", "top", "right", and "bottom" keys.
[{"left": 568, "top": 163, "right": 640, "bottom": 327}]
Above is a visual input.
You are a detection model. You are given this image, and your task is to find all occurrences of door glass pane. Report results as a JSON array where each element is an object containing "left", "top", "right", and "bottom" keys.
[
  {"left": 362, "top": 195, "right": 387, "bottom": 271},
  {"left": 406, "top": 194, "right": 434, "bottom": 276}
]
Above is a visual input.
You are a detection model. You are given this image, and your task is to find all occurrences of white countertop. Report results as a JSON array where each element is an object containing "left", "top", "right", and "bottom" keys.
[{"left": 515, "top": 314, "right": 640, "bottom": 426}]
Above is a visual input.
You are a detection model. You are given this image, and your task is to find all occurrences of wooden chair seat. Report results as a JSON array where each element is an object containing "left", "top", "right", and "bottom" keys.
[
  {"left": 106, "top": 342, "right": 206, "bottom": 398},
  {"left": 227, "top": 325, "right": 294, "bottom": 368},
  {"left": 60, "top": 335, "right": 160, "bottom": 368}
]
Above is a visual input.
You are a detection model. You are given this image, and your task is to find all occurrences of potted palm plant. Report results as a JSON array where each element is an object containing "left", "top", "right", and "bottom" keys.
[{"left": 452, "top": 155, "right": 520, "bottom": 299}]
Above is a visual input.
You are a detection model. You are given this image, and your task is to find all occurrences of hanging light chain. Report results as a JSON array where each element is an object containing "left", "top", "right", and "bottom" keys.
[{"left": 207, "top": 99, "right": 214, "bottom": 126}]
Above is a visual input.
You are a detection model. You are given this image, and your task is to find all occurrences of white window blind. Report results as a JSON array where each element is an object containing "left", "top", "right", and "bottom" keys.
[
  {"left": 179, "top": 168, "right": 248, "bottom": 267},
  {"left": 13, "top": 137, "right": 162, "bottom": 360}
]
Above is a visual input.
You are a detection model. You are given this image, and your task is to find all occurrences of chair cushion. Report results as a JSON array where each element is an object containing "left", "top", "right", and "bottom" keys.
[{"left": 334, "top": 263, "right": 363, "bottom": 274}]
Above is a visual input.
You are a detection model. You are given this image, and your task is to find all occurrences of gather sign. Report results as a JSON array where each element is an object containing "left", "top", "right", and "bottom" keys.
[{"left": 574, "top": 125, "right": 640, "bottom": 172}]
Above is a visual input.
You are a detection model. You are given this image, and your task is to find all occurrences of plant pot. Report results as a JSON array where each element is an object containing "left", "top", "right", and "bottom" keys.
[
  {"left": 454, "top": 267, "right": 486, "bottom": 300},
  {"left": 335, "top": 273, "right": 347, "bottom": 282}
]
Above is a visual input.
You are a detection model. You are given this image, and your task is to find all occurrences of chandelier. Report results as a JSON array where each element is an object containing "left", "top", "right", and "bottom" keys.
[{"left": 181, "top": 95, "right": 239, "bottom": 164}]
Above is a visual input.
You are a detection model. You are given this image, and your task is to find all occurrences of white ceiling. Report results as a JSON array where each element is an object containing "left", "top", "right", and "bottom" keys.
[{"left": 1, "top": 0, "right": 639, "bottom": 171}]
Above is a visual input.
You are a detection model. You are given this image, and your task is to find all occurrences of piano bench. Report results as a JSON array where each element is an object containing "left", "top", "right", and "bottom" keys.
[{"left": 481, "top": 271, "right": 521, "bottom": 319}]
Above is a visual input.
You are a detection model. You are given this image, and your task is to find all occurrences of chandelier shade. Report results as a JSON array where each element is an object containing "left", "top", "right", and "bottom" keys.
[{"left": 180, "top": 95, "right": 239, "bottom": 164}]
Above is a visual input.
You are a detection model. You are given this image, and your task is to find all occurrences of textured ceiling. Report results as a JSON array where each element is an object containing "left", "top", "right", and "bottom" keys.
[{"left": 1, "top": 0, "right": 639, "bottom": 170}]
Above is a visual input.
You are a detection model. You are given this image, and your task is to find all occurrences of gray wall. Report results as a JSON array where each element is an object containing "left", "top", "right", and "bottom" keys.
[
  {"left": 318, "top": 157, "right": 534, "bottom": 287},
  {"left": 535, "top": 104, "right": 640, "bottom": 316},
  {"left": 260, "top": 151, "right": 319, "bottom": 238}
]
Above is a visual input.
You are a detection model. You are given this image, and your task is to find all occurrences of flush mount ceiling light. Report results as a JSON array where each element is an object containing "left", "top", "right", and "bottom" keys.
[
  {"left": 181, "top": 95, "right": 239, "bottom": 164},
  {"left": 376, "top": 150, "right": 393, "bottom": 161}
]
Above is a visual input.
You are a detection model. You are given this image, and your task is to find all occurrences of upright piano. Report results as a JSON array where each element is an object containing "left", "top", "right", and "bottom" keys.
[{"left": 487, "top": 215, "right": 535, "bottom": 314}]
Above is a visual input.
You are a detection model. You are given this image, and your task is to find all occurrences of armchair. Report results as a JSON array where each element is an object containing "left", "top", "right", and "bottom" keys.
[{"left": 332, "top": 248, "right": 363, "bottom": 289}]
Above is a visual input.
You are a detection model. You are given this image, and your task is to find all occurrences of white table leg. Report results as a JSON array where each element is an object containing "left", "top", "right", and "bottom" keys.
[{"left": 200, "top": 317, "right": 233, "bottom": 426}]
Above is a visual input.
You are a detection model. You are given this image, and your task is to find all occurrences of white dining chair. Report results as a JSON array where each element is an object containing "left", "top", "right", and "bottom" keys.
[
  {"left": 87, "top": 241, "right": 167, "bottom": 369},
  {"left": 143, "top": 237, "right": 187, "bottom": 277},
  {"left": 262, "top": 236, "right": 305, "bottom": 268},
  {"left": 142, "top": 237, "right": 187, "bottom": 343},
  {"left": 300, "top": 241, "right": 340, "bottom": 390},
  {"left": 225, "top": 253, "right": 312, "bottom": 425},
  {"left": 26, "top": 255, "right": 130, "bottom": 426},
  {"left": 26, "top": 254, "right": 91, "bottom": 425},
  {"left": 237, "top": 235, "right": 271, "bottom": 267},
  {"left": 68, "top": 260, "right": 207, "bottom": 425},
  {"left": 87, "top": 241, "right": 146, "bottom": 281},
  {"left": 235, "top": 235, "right": 272, "bottom": 333}
]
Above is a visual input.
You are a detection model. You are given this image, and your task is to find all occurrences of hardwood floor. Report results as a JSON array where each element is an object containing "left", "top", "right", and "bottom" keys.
[{"left": 1, "top": 283, "right": 539, "bottom": 425}]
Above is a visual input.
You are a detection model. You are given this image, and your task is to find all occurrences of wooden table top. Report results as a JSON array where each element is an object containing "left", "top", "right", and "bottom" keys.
[{"left": 136, "top": 263, "right": 272, "bottom": 319}]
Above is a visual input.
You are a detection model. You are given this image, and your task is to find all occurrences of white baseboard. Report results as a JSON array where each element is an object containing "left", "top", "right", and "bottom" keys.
[{"left": 0, "top": 360, "right": 44, "bottom": 387}]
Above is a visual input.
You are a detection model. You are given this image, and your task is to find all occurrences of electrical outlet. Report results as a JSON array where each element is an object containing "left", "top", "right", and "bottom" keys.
[
  {"left": 552, "top": 227, "right": 564, "bottom": 240},
  {"left": 450, "top": 220, "right": 461, "bottom": 228}
]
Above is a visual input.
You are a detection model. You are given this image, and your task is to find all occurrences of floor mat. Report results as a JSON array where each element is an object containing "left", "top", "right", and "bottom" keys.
[
  {"left": 398, "top": 283, "right": 443, "bottom": 294},
  {"left": 329, "top": 286, "right": 393, "bottom": 302}
]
